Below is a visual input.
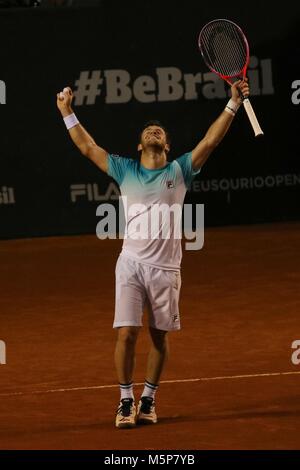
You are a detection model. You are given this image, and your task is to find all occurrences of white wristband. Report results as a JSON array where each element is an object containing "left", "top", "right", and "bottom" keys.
[
  {"left": 63, "top": 113, "right": 79, "bottom": 130},
  {"left": 225, "top": 99, "right": 241, "bottom": 116}
]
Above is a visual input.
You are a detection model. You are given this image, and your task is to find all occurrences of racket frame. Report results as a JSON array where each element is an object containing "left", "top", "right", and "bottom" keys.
[{"left": 198, "top": 19, "right": 264, "bottom": 137}]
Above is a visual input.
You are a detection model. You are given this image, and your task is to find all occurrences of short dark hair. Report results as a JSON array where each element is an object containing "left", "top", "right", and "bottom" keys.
[{"left": 139, "top": 120, "right": 171, "bottom": 146}]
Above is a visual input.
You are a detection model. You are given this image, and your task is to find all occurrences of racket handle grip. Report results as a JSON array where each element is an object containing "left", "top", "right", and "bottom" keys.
[{"left": 242, "top": 98, "right": 264, "bottom": 137}]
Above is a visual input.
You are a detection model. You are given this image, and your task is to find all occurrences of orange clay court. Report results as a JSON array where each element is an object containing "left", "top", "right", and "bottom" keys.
[{"left": 0, "top": 222, "right": 300, "bottom": 450}]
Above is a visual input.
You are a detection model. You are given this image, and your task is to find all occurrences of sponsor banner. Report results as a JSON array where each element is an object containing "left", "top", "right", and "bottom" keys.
[
  {"left": 0, "top": 5, "right": 299, "bottom": 238},
  {"left": 68, "top": 175, "right": 300, "bottom": 205},
  {"left": 72, "top": 57, "right": 274, "bottom": 106}
]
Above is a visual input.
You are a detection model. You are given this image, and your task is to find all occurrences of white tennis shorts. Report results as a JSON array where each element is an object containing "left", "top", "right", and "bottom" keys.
[{"left": 114, "top": 254, "right": 181, "bottom": 331}]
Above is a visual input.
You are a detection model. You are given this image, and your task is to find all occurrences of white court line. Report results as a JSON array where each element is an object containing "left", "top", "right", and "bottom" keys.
[{"left": 1, "top": 370, "right": 300, "bottom": 398}]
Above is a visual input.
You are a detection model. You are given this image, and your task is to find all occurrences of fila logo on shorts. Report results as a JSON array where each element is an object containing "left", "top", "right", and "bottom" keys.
[{"left": 172, "top": 313, "right": 180, "bottom": 323}]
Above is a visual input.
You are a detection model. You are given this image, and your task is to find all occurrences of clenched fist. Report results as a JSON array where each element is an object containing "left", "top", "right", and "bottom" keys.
[{"left": 56, "top": 87, "right": 73, "bottom": 117}]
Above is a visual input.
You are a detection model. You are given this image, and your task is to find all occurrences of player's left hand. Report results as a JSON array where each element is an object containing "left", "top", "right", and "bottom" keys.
[{"left": 231, "top": 78, "right": 249, "bottom": 104}]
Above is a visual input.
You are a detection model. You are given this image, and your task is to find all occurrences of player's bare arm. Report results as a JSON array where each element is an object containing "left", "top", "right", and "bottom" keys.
[
  {"left": 56, "top": 87, "right": 108, "bottom": 173},
  {"left": 191, "top": 80, "right": 249, "bottom": 170}
]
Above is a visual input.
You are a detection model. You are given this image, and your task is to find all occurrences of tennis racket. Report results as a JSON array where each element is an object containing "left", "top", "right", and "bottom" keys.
[{"left": 198, "top": 19, "right": 264, "bottom": 137}]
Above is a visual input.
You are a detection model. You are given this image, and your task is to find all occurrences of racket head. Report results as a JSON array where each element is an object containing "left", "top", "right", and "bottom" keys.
[{"left": 198, "top": 19, "right": 250, "bottom": 83}]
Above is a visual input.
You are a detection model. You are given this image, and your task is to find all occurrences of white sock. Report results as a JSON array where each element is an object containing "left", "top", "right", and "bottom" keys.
[
  {"left": 120, "top": 382, "right": 134, "bottom": 400},
  {"left": 141, "top": 380, "right": 159, "bottom": 400}
]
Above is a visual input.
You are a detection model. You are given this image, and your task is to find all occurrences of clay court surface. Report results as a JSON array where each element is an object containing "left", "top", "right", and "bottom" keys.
[{"left": 0, "top": 222, "right": 300, "bottom": 450}]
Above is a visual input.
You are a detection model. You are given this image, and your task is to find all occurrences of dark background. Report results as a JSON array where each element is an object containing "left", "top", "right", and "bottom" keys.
[{"left": 0, "top": 0, "right": 299, "bottom": 238}]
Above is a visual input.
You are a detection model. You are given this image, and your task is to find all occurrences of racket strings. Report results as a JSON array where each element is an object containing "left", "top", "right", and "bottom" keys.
[
  {"left": 202, "top": 24, "right": 245, "bottom": 75},
  {"left": 201, "top": 23, "right": 244, "bottom": 74},
  {"left": 200, "top": 20, "right": 248, "bottom": 77}
]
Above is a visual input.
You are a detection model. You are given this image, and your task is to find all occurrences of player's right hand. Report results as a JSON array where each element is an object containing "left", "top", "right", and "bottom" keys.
[
  {"left": 231, "top": 78, "right": 249, "bottom": 105},
  {"left": 56, "top": 87, "right": 73, "bottom": 115}
]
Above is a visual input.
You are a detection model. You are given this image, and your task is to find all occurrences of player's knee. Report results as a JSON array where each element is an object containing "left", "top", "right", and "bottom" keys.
[
  {"left": 118, "top": 327, "right": 139, "bottom": 345},
  {"left": 149, "top": 327, "right": 168, "bottom": 351}
]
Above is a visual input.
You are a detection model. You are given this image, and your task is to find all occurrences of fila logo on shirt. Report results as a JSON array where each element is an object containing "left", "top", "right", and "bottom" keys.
[{"left": 166, "top": 180, "right": 175, "bottom": 189}]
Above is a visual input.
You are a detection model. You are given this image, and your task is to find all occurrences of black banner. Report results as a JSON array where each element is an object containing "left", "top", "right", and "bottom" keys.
[{"left": 0, "top": 1, "right": 300, "bottom": 238}]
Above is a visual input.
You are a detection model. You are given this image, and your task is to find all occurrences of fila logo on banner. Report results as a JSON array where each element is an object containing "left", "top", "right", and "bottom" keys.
[
  {"left": 70, "top": 182, "right": 120, "bottom": 203},
  {"left": 0, "top": 187, "right": 15, "bottom": 205}
]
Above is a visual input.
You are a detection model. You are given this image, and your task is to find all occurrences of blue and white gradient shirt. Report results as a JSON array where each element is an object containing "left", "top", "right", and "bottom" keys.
[{"left": 108, "top": 152, "right": 200, "bottom": 270}]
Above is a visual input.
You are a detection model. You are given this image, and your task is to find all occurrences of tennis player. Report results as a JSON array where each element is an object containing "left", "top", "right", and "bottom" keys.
[{"left": 57, "top": 79, "right": 249, "bottom": 429}]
